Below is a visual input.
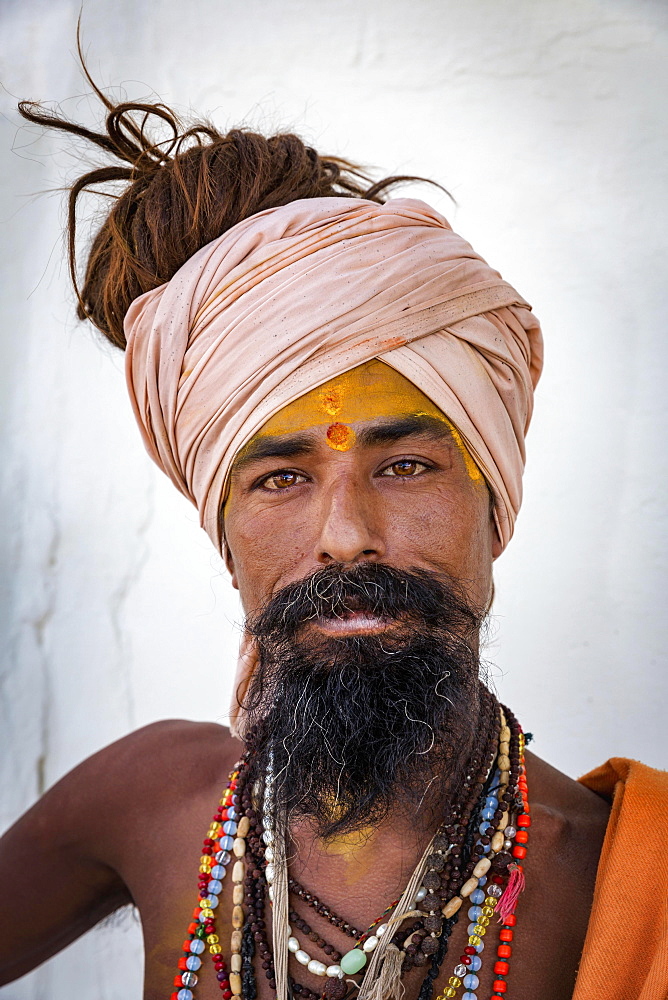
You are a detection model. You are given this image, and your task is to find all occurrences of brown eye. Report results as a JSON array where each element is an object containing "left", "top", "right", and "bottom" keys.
[
  {"left": 381, "top": 460, "right": 427, "bottom": 477},
  {"left": 263, "top": 471, "right": 305, "bottom": 490}
]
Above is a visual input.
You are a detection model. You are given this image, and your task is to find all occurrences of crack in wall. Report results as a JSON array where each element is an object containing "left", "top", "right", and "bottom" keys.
[{"left": 31, "top": 503, "right": 61, "bottom": 800}]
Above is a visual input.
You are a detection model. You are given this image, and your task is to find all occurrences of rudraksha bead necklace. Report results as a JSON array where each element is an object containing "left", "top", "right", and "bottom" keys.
[{"left": 171, "top": 698, "right": 530, "bottom": 1000}]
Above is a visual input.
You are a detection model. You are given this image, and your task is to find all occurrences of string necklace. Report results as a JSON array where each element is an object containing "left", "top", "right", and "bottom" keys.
[{"left": 171, "top": 700, "right": 530, "bottom": 1000}]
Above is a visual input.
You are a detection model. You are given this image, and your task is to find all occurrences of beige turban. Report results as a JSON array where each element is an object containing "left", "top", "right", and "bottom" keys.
[{"left": 125, "top": 196, "right": 542, "bottom": 558}]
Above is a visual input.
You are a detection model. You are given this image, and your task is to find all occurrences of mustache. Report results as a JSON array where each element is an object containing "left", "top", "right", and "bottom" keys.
[{"left": 245, "top": 562, "right": 484, "bottom": 641}]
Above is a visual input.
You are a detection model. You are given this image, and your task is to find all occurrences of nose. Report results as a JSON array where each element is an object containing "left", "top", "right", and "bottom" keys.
[{"left": 315, "top": 475, "right": 386, "bottom": 565}]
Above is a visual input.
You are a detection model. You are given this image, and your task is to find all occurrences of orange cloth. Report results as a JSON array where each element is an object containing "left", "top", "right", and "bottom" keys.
[{"left": 574, "top": 758, "right": 668, "bottom": 999}]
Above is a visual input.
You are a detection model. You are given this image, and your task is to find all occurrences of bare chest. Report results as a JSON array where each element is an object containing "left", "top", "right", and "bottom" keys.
[{"left": 136, "top": 821, "right": 594, "bottom": 1000}]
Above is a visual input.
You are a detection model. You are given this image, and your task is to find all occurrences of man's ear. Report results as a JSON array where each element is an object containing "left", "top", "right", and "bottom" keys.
[
  {"left": 224, "top": 543, "right": 239, "bottom": 590},
  {"left": 489, "top": 498, "right": 503, "bottom": 560}
]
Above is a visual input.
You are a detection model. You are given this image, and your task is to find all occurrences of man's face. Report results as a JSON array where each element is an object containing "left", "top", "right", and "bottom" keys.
[
  {"left": 224, "top": 360, "right": 498, "bottom": 837},
  {"left": 224, "top": 359, "right": 499, "bottom": 618}
]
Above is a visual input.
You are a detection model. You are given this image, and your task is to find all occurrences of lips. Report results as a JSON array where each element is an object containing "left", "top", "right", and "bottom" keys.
[{"left": 313, "top": 611, "right": 397, "bottom": 635}]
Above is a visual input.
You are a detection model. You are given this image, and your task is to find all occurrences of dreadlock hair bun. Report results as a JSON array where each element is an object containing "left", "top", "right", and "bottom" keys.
[{"left": 19, "top": 67, "right": 422, "bottom": 350}]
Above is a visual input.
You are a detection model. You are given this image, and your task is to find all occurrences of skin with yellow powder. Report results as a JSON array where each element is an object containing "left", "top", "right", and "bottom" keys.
[
  {"left": 252, "top": 359, "right": 484, "bottom": 484},
  {"left": 225, "top": 359, "right": 496, "bottom": 869},
  {"left": 237, "top": 361, "right": 487, "bottom": 865},
  {"left": 225, "top": 358, "right": 497, "bottom": 625},
  {"left": 219, "top": 362, "right": 611, "bottom": 961}
]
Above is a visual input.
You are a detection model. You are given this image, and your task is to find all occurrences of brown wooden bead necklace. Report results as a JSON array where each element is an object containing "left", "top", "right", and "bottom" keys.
[
  {"left": 255, "top": 689, "right": 505, "bottom": 996},
  {"left": 172, "top": 692, "right": 529, "bottom": 1000}
]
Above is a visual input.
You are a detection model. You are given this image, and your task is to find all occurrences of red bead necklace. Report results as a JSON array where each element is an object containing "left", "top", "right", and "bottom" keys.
[{"left": 172, "top": 717, "right": 530, "bottom": 1000}]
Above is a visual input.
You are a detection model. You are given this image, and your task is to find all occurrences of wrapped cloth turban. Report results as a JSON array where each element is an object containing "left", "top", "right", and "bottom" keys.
[{"left": 125, "top": 197, "right": 543, "bottom": 552}]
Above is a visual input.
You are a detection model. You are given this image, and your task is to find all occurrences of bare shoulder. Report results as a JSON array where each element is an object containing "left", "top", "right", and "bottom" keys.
[
  {"left": 0, "top": 719, "right": 240, "bottom": 985},
  {"left": 99, "top": 718, "right": 238, "bottom": 783},
  {"left": 5, "top": 718, "right": 240, "bottom": 871},
  {"left": 103, "top": 716, "right": 234, "bottom": 755},
  {"left": 82, "top": 718, "right": 241, "bottom": 830},
  {"left": 519, "top": 752, "right": 610, "bottom": 896},
  {"left": 524, "top": 750, "right": 611, "bottom": 822}
]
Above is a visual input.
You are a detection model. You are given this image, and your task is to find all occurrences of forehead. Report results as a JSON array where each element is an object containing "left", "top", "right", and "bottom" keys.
[
  {"left": 258, "top": 359, "right": 445, "bottom": 437},
  {"left": 233, "top": 360, "right": 484, "bottom": 487}
]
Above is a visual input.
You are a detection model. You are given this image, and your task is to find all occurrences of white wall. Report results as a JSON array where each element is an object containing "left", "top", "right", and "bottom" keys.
[{"left": 1, "top": 0, "right": 667, "bottom": 995}]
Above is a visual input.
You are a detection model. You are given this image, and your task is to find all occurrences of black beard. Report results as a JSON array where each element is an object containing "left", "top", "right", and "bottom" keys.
[{"left": 241, "top": 563, "right": 487, "bottom": 840}]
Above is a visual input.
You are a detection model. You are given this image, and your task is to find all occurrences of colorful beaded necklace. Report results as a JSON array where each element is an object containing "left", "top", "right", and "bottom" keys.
[{"left": 171, "top": 701, "right": 529, "bottom": 1000}]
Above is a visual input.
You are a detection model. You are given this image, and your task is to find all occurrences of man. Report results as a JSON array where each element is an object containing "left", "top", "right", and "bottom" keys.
[{"left": 2, "top": 91, "right": 666, "bottom": 1000}]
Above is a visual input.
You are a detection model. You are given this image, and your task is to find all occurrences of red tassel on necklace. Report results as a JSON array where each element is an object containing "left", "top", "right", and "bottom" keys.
[{"left": 497, "top": 863, "right": 525, "bottom": 923}]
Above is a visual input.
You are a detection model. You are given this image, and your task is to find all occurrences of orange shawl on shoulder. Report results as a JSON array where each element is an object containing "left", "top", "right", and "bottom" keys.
[{"left": 574, "top": 758, "right": 668, "bottom": 999}]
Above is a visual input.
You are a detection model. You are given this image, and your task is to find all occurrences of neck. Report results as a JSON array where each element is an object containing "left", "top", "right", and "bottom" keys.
[
  {"left": 286, "top": 796, "right": 444, "bottom": 911},
  {"left": 245, "top": 672, "right": 493, "bottom": 849},
  {"left": 280, "top": 694, "right": 496, "bottom": 908},
  {"left": 230, "top": 696, "right": 527, "bottom": 1000}
]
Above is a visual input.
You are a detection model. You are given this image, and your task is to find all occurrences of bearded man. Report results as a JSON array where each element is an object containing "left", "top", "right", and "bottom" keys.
[{"left": 1, "top": 86, "right": 667, "bottom": 1000}]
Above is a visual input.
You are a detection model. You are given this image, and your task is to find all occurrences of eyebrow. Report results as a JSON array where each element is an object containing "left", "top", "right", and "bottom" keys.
[
  {"left": 357, "top": 414, "right": 451, "bottom": 447},
  {"left": 232, "top": 433, "right": 317, "bottom": 471},
  {"left": 231, "top": 414, "right": 452, "bottom": 473}
]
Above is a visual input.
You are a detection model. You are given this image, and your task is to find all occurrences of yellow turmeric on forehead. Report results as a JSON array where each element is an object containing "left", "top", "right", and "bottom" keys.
[{"left": 254, "top": 359, "right": 483, "bottom": 482}]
